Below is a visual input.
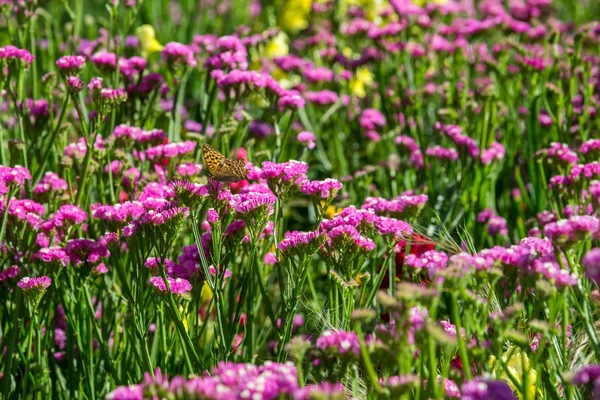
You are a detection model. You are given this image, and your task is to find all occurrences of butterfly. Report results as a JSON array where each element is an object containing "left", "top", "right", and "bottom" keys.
[{"left": 202, "top": 144, "right": 249, "bottom": 183}]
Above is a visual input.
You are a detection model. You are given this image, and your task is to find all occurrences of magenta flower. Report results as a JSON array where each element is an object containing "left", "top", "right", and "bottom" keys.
[
  {"left": 300, "top": 179, "right": 342, "bottom": 200},
  {"left": 91, "top": 51, "right": 117, "bottom": 70},
  {"left": 316, "top": 329, "right": 360, "bottom": 357},
  {"left": 297, "top": 131, "right": 316, "bottom": 149},
  {"left": 149, "top": 276, "right": 193, "bottom": 295},
  {"left": 56, "top": 55, "right": 86, "bottom": 75},
  {"left": 18, "top": 276, "right": 51, "bottom": 291},
  {"left": 582, "top": 249, "right": 600, "bottom": 286}
]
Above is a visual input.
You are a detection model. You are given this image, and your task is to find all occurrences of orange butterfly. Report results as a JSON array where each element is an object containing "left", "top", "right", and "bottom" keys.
[{"left": 202, "top": 144, "right": 249, "bottom": 183}]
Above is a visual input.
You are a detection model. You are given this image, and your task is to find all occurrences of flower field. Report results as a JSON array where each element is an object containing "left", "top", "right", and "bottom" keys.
[{"left": 2, "top": 0, "right": 600, "bottom": 398}]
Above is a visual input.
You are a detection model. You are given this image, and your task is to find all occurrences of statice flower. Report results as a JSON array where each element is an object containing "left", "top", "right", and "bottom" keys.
[
  {"left": 581, "top": 138, "right": 600, "bottom": 157},
  {"left": 435, "top": 122, "right": 479, "bottom": 158},
  {"left": 161, "top": 42, "right": 197, "bottom": 69},
  {"left": 406, "top": 250, "right": 449, "bottom": 279},
  {"left": 0, "top": 165, "right": 31, "bottom": 193},
  {"left": 18, "top": 276, "right": 51, "bottom": 311},
  {"left": 278, "top": 92, "right": 306, "bottom": 110},
  {"left": 56, "top": 55, "right": 86, "bottom": 75},
  {"left": 304, "top": 90, "right": 338, "bottom": 105},
  {"left": 396, "top": 135, "right": 424, "bottom": 169},
  {"left": 538, "top": 112, "right": 553, "bottom": 127},
  {"left": 144, "top": 141, "right": 196, "bottom": 162},
  {"left": 582, "top": 249, "right": 600, "bottom": 286},
  {"left": 362, "top": 194, "right": 428, "bottom": 220},
  {"left": 537, "top": 142, "right": 579, "bottom": 165},
  {"left": 544, "top": 216, "right": 599, "bottom": 247},
  {"left": 572, "top": 365, "right": 600, "bottom": 398},
  {"left": 261, "top": 160, "right": 308, "bottom": 196},
  {"left": 278, "top": 230, "right": 324, "bottom": 258},
  {"left": 300, "top": 178, "right": 342, "bottom": 202},
  {"left": 316, "top": 329, "right": 360, "bottom": 360},
  {"left": 205, "top": 35, "right": 248, "bottom": 70},
  {"left": 375, "top": 216, "right": 413, "bottom": 244},
  {"left": 297, "top": 131, "right": 316, "bottom": 149},
  {"left": 234, "top": 192, "right": 277, "bottom": 223},
  {"left": 461, "top": 379, "right": 517, "bottom": 400},
  {"left": 481, "top": 142, "right": 506, "bottom": 165},
  {"left": 91, "top": 51, "right": 117, "bottom": 70},
  {"left": 149, "top": 276, "right": 193, "bottom": 296},
  {"left": 426, "top": 145, "right": 459, "bottom": 161},
  {"left": 0, "top": 46, "right": 34, "bottom": 75},
  {"left": 533, "top": 257, "right": 578, "bottom": 287},
  {"left": 478, "top": 209, "right": 508, "bottom": 236}
]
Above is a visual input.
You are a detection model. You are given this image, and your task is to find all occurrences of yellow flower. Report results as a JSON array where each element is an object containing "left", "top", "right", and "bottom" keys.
[
  {"left": 136, "top": 25, "right": 164, "bottom": 58},
  {"left": 265, "top": 32, "right": 289, "bottom": 59},
  {"left": 411, "top": 0, "right": 447, "bottom": 6},
  {"left": 279, "top": 0, "right": 312, "bottom": 32},
  {"left": 200, "top": 281, "right": 213, "bottom": 303},
  {"left": 323, "top": 203, "right": 342, "bottom": 219},
  {"left": 349, "top": 67, "right": 373, "bottom": 98},
  {"left": 489, "top": 346, "right": 538, "bottom": 400}
]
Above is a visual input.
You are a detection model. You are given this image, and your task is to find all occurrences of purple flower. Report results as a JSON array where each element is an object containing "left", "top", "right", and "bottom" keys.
[
  {"left": 234, "top": 192, "right": 277, "bottom": 217},
  {"left": 406, "top": 250, "right": 449, "bottom": 279},
  {"left": 316, "top": 329, "right": 360, "bottom": 357},
  {"left": 105, "top": 385, "right": 142, "bottom": 400},
  {"left": 278, "top": 93, "right": 305, "bottom": 110},
  {"left": 17, "top": 276, "right": 51, "bottom": 291},
  {"left": 56, "top": 55, "right": 86, "bottom": 75},
  {"left": 66, "top": 76, "right": 85, "bottom": 92},
  {"left": 161, "top": 42, "right": 197, "bottom": 68},
  {"left": 0, "top": 46, "right": 34, "bottom": 72},
  {"left": 581, "top": 139, "right": 600, "bottom": 156},
  {"left": 582, "top": 249, "right": 600, "bottom": 285},
  {"left": 461, "top": 379, "right": 517, "bottom": 400},
  {"left": 544, "top": 216, "right": 599, "bottom": 246},
  {"left": 435, "top": 122, "right": 479, "bottom": 158},
  {"left": 481, "top": 142, "right": 506, "bottom": 165},
  {"left": 300, "top": 179, "right": 342, "bottom": 200},
  {"left": 538, "top": 142, "right": 578, "bottom": 165},
  {"left": 304, "top": 90, "right": 338, "bottom": 105},
  {"left": 375, "top": 216, "right": 413, "bottom": 241},
  {"left": 573, "top": 365, "right": 600, "bottom": 396},
  {"left": 149, "top": 276, "right": 193, "bottom": 295},
  {"left": 426, "top": 145, "right": 459, "bottom": 161},
  {"left": 538, "top": 112, "right": 553, "bottom": 127},
  {"left": 278, "top": 230, "right": 324, "bottom": 256},
  {"left": 297, "top": 131, "right": 316, "bottom": 149},
  {"left": 91, "top": 51, "right": 117, "bottom": 70},
  {"left": 206, "top": 208, "right": 219, "bottom": 224},
  {"left": 359, "top": 108, "right": 386, "bottom": 131},
  {"left": 362, "top": 194, "right": 428, "bottom": 219},
  {"left": 0, "top": 266, "right": 20, "bottom": 283}
]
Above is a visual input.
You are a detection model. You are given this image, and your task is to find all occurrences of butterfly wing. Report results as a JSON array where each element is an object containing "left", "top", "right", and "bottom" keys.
[
  {"left": 203, "top": 144, "right": 226, "bottom": 177},
  {"left": 214, "top": 158, "right": 249, "bottom": 182}
]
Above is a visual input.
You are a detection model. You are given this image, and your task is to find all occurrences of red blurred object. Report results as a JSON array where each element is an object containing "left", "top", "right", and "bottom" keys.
[
  {"left": 233, "top": 147, "right": 248, "bottom": 162},
  {"left": 228, "top": 147, "right": 249, "bottom": 193},
  {"left": 161, "top": 137, "right": 169, "bottom": 167},
  {"left": 380, "top": 234, "right": 434, "bottom": 290},
  {"left": 118, "top": 190, "right": 129, "bottom": 202}
]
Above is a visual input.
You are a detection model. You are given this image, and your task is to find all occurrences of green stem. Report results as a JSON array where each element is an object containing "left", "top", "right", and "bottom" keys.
[{"left": 451, "top": 293, "right": 472, "bottom": 380}]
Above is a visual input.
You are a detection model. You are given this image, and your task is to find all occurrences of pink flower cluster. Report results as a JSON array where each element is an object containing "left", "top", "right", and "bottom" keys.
[
  {"left": 149, "top": 276, "right": 193, "bottom": 295},
  {"left": 300, "top": 178, "right": 342, "bottom": 199},
  {"left": 17, "top": 276, "right": 51, "bottom": 291}
]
